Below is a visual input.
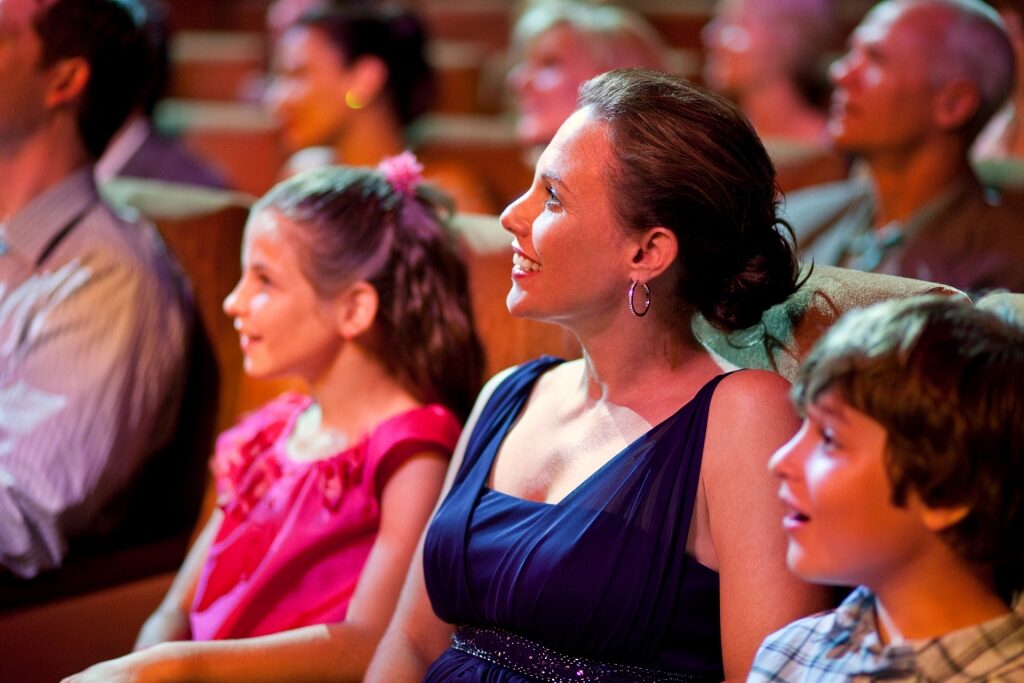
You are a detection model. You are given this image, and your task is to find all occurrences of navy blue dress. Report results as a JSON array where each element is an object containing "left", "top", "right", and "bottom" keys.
[{"left": 423, "top": 357, "right": 726, "bottom": 681}]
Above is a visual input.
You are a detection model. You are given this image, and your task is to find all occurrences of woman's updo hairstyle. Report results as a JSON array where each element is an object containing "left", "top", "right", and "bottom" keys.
[
  {"left": 252, "top": 158, "right": 483, "bottom": 421},
  {"left": 297, "top": 2, "right": 435, "bottom": 127},
  {"left": 578, "top": 68, "right": 800, "bottom": 331}
]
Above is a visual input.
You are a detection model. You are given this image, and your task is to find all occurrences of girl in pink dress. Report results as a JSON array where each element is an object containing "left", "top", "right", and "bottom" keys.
[{"left": 66, "top": 153, "right": 483, "bottom": 682}]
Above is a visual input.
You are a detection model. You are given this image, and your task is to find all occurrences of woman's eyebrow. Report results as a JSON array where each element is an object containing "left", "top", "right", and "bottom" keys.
[{"left": 540, "top": 171, "right": 572, "bottom": 198}]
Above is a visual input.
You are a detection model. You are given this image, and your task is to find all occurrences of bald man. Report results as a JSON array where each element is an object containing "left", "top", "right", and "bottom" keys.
[{"left": 783, "top": 0, "right": 1023, "bottom": 296}]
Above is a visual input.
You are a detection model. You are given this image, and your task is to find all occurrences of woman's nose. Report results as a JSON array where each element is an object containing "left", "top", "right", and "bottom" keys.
[
  {"left": 263, "top": 77, "right": 289, "bottom": 115},
  {"left": 829, "top": 54, "right": 854, "bottom": 86},
  {"left": 508, "top": 62, "right": 529, "bottom": 94},
  {"left": 499, "top": 191, "right": 533, "bottom": 237}
]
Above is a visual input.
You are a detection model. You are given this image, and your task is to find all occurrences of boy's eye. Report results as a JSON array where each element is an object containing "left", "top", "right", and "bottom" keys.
[{"left": 821, "top": 427, "right": 837, "bottom": 451}]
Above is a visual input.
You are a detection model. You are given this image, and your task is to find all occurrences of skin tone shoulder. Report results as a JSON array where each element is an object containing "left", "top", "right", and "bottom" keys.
[{"left": 367, "top": 108, "right": 830, "bottom": 681}]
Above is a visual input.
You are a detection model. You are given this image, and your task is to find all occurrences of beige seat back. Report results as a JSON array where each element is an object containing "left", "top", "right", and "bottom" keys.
[
  {"left": 975, "top": 290, "right": 1024, "bottom": 324},
  {"left": 104, "top": 177, "right": 254, "bottom": 434},
  {"left": 694, "top": 264, "right": 969, "bottom": 381}
]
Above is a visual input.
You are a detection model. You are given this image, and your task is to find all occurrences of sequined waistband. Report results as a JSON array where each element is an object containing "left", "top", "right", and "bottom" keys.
[{"left": 449, "top": 624, "right": 710, "bottom": 682}]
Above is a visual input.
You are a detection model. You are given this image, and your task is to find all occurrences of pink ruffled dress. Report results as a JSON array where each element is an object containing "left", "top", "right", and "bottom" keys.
[{"left": 189, "top": 393, "right": 461, "bottom": 640}]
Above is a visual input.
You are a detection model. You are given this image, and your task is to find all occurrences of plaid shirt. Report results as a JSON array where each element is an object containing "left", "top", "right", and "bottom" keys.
[{"left": 749, "top": 586, "right": 1024, "bottom": 682}]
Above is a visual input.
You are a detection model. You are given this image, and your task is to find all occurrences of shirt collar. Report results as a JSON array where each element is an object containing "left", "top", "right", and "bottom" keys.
[
  {"left": 831, "top": 586, "right": 1024, "bottom": 679},
  {"left": 838, "top": 175, "right": 981, "bottom": 272},
  {"left": 912, "top": 596, "right": 1024, "bottom": 679},
  {"left": 95, "top": 116, "right": 150, "bottom": 183},
  {"left": 1, "top": 167, "right": 99, "bottom": 265}
]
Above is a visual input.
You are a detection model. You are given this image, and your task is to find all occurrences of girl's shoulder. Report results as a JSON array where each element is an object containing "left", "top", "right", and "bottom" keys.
[
  {"left": 364, "top": 404, "right": 463, "bottom": 499},
  {"left": 365, "top": 404, "right": 463, "bottom": 463}
]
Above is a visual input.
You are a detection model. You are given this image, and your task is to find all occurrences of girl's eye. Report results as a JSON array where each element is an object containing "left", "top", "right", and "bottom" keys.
[{"left": 544, "top": 185, "right": 561, "bottom": 211}]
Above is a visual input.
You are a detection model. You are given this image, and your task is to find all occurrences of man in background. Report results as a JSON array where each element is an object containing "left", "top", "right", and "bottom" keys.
[
  {"left": 0, "top": 0, "right": 190, "bottom": 577},
  {"left": 784, "top": 0, "right": 1023, "bottom": 296}
]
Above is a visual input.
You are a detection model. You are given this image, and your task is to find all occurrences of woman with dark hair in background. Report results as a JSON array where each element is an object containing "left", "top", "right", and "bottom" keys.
[
  {"left": 65, "top": 155, "right": 484, "bottom": 682},
  {"left": 265, "top": 2, "right": 494, "bottom": 212},
  {"left": 368, "top": 69, "right": 831, "bottom": 682}
]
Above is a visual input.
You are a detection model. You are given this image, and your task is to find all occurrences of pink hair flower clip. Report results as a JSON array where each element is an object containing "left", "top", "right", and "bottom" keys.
[{"left": 378, "top": 151, "right": 424, "bottom": 197}]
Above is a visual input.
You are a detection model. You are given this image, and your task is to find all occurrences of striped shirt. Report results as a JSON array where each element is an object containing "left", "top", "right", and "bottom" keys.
[
  {"left": 0, "top": 167, "right": 190, "bottom": 578},
  {"left": 749, "top": 586, "right": 1024, "bottom": 682}
]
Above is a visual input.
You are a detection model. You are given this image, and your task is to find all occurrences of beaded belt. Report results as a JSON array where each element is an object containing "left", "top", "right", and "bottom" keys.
[{"left": 450, "top": 624, "right": 710, "bottom": 682}]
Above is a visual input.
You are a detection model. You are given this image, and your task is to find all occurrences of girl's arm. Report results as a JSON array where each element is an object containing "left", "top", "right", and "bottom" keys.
[
  {"left": 63, "top": 451, "right": 449, "bottom": 683},
  {"left": 134, "top": 509, "right": 222, "bottom": 649},
  {"left": 701, "top": 370, "right": 833, "bottom": 682},
  {"left": 365, "top": 368, "right": 513, "bottom": 682}
]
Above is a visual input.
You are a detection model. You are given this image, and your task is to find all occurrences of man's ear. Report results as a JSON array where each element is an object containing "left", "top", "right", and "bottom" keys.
[
  {"left": 45, "top": 57, "right": 90, "bottom": 109},
  {"left": 933, "top": 78, "right": 980, "bottom": 132},
  {"left": 628, "top": 226, "right": 678, "bottom": 283},
  {"left": 335, "top": 280, "right": 379, "bottom": 340},
  {"left": 344, "top": 55, "right": 388, "bottom": 109}
]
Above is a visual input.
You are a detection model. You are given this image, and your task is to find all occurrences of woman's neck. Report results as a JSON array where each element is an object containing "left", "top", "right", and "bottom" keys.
[
  {"left": 334, "top": 103, "right": 405, "bottom": 167},
  {"left": 573, "top": 308, "right": 724, "bottom": 424}
]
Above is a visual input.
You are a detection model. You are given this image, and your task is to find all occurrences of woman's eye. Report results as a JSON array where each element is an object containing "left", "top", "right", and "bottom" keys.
[{"left": 821, "top": 427, "right": 837, "bottom": 450}]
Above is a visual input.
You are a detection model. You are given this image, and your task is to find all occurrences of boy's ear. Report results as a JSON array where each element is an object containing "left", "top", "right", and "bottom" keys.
[
  {"left": 45, "top": 57, "right": 90, "bottom": 109},
  {"left": 335, "top": 281, "right": 379, "bottom": 339},
  {"left": 919, "top": 503, "right": 970, "bottom": 532},
  {"left": 628, "top": 226, "right": 678, "bottom": 283}
]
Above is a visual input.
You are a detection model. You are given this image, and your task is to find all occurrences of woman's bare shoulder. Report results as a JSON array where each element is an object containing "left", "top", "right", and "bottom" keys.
[
  {"left": 713, "top": 368, "right": 793, "bottom": 410},
  {"left": 704, "top": 369, "right": 799, "bottom": 469}
]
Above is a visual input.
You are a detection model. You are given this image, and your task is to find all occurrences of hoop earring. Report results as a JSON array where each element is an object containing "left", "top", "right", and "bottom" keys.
[{"left": 628, "top": 280, "right": 651, "bottom": 317}]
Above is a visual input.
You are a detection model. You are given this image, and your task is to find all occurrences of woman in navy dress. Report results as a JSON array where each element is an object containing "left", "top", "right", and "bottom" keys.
[{"left": 368, "top": 69, "right": 831, "bottom": 682}]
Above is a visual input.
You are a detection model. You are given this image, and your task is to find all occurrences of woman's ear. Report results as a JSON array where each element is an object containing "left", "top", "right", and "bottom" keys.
[
  {"left": 345, "top": 55, "right": 388, "bottom": 109},
  {"left": 628, "top": 226, "right": 678, "bottom": 282},
  {"left": 335, "top": 281, "right": 379, "bottom": 339}
]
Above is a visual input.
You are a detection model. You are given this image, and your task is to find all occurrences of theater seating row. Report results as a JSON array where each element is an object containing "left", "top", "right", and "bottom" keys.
[{"left": 0, "top": 180, "right": 1020, "bottom": 682}]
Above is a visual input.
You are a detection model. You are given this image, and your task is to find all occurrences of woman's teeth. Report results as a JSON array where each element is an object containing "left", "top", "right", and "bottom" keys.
[{"left": 513, "top": 253, "right": 542, "bottom": 272}]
